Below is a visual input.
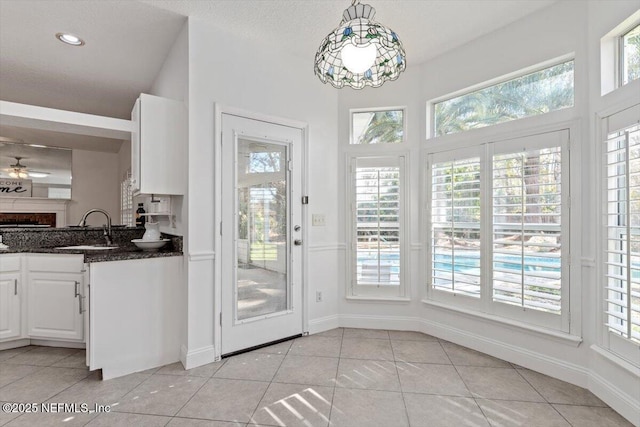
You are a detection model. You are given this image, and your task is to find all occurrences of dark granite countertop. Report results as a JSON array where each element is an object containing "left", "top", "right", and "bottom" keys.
[
  {"left": 0, "top": 226, "right": 183, "bottom": 263},
  {"left": 0, "top": 246, "right": 182, "bottom": 263}
]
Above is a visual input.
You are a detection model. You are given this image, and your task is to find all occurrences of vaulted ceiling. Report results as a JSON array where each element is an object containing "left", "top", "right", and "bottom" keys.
[{"left": 0, "top": 0, "right": 557, "bottom": 151}]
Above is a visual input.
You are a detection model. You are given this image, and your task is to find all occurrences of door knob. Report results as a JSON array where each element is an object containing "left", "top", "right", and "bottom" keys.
[{"left": 294, "top": 239, "right": 303, "bottom": 246}]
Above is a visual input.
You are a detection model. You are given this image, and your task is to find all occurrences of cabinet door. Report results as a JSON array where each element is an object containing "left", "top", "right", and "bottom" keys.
[
  {"left": 131, "top": 97, "right": 141, "bottom": 193},
  {"left": 28, "top": 272, "right": 83, "bottom": 341},
  {"left": 137, "top": 93, "right": 186, "bottom": 195},
  {"left": 0, "top": 272, "right": 21, "bottom": 341}
]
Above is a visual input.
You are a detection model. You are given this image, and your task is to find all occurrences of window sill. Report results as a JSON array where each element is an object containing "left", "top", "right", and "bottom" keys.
[
  {"left": 590, "top": 345, "right": 640, "bottom": 377},
  {"left": 346, "top": 296, "right": 411, "bottom": 303},
  {"left": 421, "top": 299, "right": 583, "bottom": 347}
]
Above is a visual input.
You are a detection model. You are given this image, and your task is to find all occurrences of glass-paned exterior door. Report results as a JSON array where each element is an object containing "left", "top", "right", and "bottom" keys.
[
  {"left": 236, "top": 139, "right": 288, "bottom": 321},
  {"left": 221, "top": 113, "right": 303, "bottom": 355}
]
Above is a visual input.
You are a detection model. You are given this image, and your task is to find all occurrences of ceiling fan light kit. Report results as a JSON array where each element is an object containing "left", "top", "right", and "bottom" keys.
[
  {"left": 5, "top": 156, "right": 49, "bottom": 179},
  {"left": 8, "top": 157, "right": 29, "bottom": 179},
  {"left": 314, "top": 0, "right": 406, "bottom": 89}
]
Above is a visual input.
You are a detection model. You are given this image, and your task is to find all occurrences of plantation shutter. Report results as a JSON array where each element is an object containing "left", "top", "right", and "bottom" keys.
[
  {"left": 430, "top": 157, "right": 482, "bottom": 297},
  {"left": 492, "top": 144, "right": 563, "bottom": 314},
  {"left": 120, "top": 171, "right": 133, "bottom": 227},
  {"left": 603, "top": 104, "right": 640, "bottom": 344},
  {"left": 352, "top": 156, "right": 404, "bottom": 290}
]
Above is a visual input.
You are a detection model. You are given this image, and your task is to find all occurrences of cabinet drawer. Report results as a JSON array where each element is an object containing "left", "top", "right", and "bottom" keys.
[
  {"left": 27, "top": 254, "right": 84, "bottom": 273},
  {"left": 0, "top": 255, "right": 21, "bottom": 272}
]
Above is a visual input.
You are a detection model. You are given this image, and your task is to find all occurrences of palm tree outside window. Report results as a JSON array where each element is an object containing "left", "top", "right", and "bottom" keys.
[{"left": 351, "top": 109, "right": 405, "bottom": 144}]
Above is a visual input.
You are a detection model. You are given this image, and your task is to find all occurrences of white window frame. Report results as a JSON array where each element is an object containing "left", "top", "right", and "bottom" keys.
[
  {"left": 597, "top": 101, "right": 640, "bottom": 366},
  {"left": 350, "top": 106, "right": 407, "bottom": 146},
  {"left": 618, "top": 22, "right": 640, "bottom": 88},
  {"left": 428, "top": 145, "right": 483, "bottom": 303},
  {"left": 600, "top": 10, "right": 640, "bottom": 95},
  {"left": 427, "top": 54, "right": 575, "bottom": 139},
  {"left": 346, "top": 153, "right": 409, "bottom": 299},
  {"left": 425, "top": 126, "right": 573, "bottom": 333}
]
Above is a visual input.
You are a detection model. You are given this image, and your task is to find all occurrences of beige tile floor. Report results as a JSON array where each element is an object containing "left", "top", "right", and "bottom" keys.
[{"left": 0, "top": 329, "right": 634, "bottom": 427}]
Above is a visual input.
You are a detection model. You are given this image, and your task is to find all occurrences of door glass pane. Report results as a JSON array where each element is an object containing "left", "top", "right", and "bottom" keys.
[{"left": 237, "top": 139, "right": 288, "bottom": 321}]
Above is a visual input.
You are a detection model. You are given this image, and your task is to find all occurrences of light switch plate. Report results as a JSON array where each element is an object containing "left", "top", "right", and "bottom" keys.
[{"left": 312, "top": 214, "right": 326, "bottom": 226}]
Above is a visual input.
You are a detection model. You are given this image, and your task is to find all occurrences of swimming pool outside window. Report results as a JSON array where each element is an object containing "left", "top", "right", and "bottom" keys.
[
  {"left": 492, "top": 146, "right": 562, "bottom": 314},
  {"left": 349, "top": 155, "right": 406, "bottom": 298},
  {"left": 427, "top": 130, "right": 569, "bottom": 331},
  {"left": 431, "top": 156, "right": 482, "bottom": 297}
]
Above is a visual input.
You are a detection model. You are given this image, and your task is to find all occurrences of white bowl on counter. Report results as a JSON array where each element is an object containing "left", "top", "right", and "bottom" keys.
[{"left": 131, "top": 238, "right": 170, "bottom": 251}]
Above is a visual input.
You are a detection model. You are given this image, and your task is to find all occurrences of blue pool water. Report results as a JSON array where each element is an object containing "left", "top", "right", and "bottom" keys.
[{"left": 357, "top": 252, "right": 561, "bottom": 274}]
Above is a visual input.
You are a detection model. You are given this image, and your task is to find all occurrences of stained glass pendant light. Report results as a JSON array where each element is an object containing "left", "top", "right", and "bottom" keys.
[{"left": 314, "top": 0, "right": 406, "bottom": 89}]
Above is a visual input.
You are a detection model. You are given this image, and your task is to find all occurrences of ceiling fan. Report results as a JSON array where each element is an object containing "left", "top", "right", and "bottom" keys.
[{"left": 6, "top": 157, "right": 49, "bottom": 179}]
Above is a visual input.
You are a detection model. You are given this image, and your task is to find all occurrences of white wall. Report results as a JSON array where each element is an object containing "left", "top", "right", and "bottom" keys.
[
  {"left": 150, "top": 21, "right": 189, "bottom": 238},
  {"left": 185, "top": 17, "right": 340, "bottom": 365},
  {"left": 67, "top": 149, "right": 119, "bottom": 226},
  {"left": 145, "top": 2, "right": 639, "bottom": 423},
  {"left": 148, "top": 20, "right": 189, "bottom": 367},
  {"left": 336, "top": 1, "right": 639, "bottom": 424},
  {"left": 586, "top": 1, "right": 640, "bottom": 423},
  {"left": 117, "top": 139, "right": 131, "bottom": 181}
]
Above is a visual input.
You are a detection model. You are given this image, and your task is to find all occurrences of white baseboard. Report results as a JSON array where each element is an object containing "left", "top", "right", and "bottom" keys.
[
  {"left": 415, "top": 316, "right": 589, "bottom": 387},
  {"left": 589, "top": 371, "right": 640, "bottom": 426},
  {"left": 338, "top": 314, "right": 588, "bottom": 387},
  {"left": 182, "top": 344, "right": 216, "bottom": 369},
  {"left": 0, "top": 339, "right": 30, "bottom": 351},
  {"left": 0, "top": 339, "right": 86, "bottom": 351},
  {"left": 30, "top": 339, "right": 86, "bottom": 349},
  {"left": 339, "top": 314, "right": 420, "bottom": 332},
  {"left": 308, "top": 315, "right": 340, "bottom": 334}
]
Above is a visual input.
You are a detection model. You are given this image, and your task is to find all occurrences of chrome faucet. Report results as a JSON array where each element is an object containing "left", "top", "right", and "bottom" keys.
[{"left": 78, "top": 209, "right": 112, "bottom": 246}]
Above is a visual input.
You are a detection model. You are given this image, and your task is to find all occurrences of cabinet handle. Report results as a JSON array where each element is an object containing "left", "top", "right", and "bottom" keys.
[
  {"left": 74, "top": 281, "right": 80, "bottom": 297},
  {"left": 79, "top": 295, "right": 83, "bottom": 314},
  {"left": 14, "top": 279, "right": 17, "bottom": 296}
]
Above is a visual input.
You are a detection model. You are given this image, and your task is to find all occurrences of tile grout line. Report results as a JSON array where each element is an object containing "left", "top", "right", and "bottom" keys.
[
  {"left": 325, "top": 328, "right": 344, "bottom": 427},
  {"left": 389, "top": 333, "right": 412, "bottom": 427},
  {"left": 512, "top": 366, "right": 547, "bottom": 403},
  {"left": 439, "top": 341, "right": 493, "bottom": 427},
  {"left": 513, "top": 367, "right": 575, "bottom": 426},
  {"left": 246, "top": 338, "right": 295, "bottom": 426},
  {"left": 2, "top": 362, "right": 92, "bottom": 426},
  {"left": 167, "top": 367, "right": 220, "bottom": 420},
  {"left": 0, "top": 364, "right": 49, "bottom": 391}
]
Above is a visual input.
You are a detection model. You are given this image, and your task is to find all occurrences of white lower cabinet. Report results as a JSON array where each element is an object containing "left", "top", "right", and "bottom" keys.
[
  {"left": 27, "top": 272, "right": 83, "bottom": 341},
  {"left": 26, "top": 254, "right": 85, "bottom": 342},
  {"left": 90, "top": 256, "right": 183, "bottom": 379},
  {"left": 0, "top": 255, "right": 22, "bottom": 341}
]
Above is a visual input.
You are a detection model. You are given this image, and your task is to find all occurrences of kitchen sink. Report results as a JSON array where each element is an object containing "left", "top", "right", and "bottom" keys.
[{"left": 56, "top": 245, "right": 119, "bottom": 250}]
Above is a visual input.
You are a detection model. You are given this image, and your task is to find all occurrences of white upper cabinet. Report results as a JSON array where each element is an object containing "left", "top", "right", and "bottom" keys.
[{"left": 131, "top": 93, "right": 187, "bottom": 195}]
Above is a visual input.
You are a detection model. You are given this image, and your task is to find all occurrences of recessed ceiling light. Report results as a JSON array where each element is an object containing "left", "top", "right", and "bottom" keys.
[{"left": 56, "top": 32, "right": 85, "bottom": 46}]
